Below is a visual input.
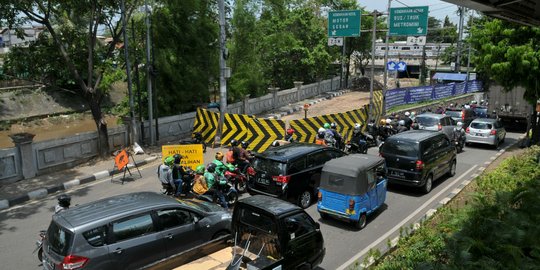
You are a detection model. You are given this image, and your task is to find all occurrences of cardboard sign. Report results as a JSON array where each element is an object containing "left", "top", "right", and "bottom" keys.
[
  {"left": 162, "top": 144, "right": 204, "bottom": 170},
  {"left": 114, "top": 150, "right": 129, "bottom": 170}
]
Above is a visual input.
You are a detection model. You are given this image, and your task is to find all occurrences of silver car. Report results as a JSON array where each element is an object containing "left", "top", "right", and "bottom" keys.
[
  {"left": 42, "top": 192, "right": 231, "bottom": 270},
  {"left": 415, "top": 113, "right": 457, "bottom": 139},
  {"left": 465, "top": 118, "right": 506, "bottom": 148}
]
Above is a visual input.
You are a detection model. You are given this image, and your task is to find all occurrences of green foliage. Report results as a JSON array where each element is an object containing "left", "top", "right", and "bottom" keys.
[{"left": 373, "top": 147, "right": 540, "bottom": 270}]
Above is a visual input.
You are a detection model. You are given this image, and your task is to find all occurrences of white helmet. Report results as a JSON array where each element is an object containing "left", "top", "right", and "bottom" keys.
[
  {"left": 354, "top": 123, "right": 362, "bottom": 130},
  {"left": 404, "top": 111, "right": 410, "bottom": 116},
  {"left": 456, "top": 122, "right": 463, "bottom": 129},
  {"left": 385, "top": 119, "right": 392, "bottom": 124},
  {"left": 398, "top": 120, "right": 405, "bottom": 126},
  {"left": 318, "top": 127, "right": 326, "bottom": 133}
]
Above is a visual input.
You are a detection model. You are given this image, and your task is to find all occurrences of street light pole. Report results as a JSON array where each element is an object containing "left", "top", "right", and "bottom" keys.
[
  {"left": 144, "top": 0, "right": 155, "bottom": 145},
  {"left": 215, "top": 0, "right": 228, "bottom": 146},
  {"left": 121, "top": 0, "right": 137, "bottom": 145},
  {"left": 382, "top": 0, "right": 392, "bottom": 116}
]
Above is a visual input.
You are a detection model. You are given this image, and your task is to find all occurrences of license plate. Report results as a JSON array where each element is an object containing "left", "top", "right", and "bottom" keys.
[
  {"left": 390, "top": 171, "right": 404, "bottom": 178},
  {"left": 475, "top": 133, "right": 484, "bottom": 137},
  {"left": 256, "top": 177, "right": 270, "bottom": 185}
]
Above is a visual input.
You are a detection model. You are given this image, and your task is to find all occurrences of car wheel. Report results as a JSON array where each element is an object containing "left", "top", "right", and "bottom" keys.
[
  {"left": 320, "top": 212, "right": 329, "bottom": 220},
  {"left": 37, "top": 247, "right": 43, "bottom": 262},
  {"left": 448, "top": 160, "right": 456, "bottom": 177},
  {"left": 501, "top": 136, "right": 505, "bottom": 144},
  {"left": 422, "top": 174, "right": 433, "bottom": 194},
  {"left": 494, "top": 139, "right": 500, "bottom": 149},
  {"left": 297, "top": 190, "right": 312, "bottom": 209},
  {"left": 355, "top": 213, "right": 367, "bottom": 230}
]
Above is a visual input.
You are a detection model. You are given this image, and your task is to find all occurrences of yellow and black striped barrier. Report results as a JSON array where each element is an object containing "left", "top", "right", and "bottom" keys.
[
  {"left": 221, "top": 113, "right": 253, "bottom": 146},
  {"left": 193, "top": 108, "right": 219, "bottom": 144},
  {"left": 247, "top": 118, "right": 285, "bottom": 153}
]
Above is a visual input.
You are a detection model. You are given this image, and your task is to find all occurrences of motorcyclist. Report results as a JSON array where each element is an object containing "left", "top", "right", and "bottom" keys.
[
  {"left": 350, "top": 123, "right": 368, "bottom": 153},
  {"left": 384, "top": 118, "right": 396, "bottom": 137},
  {"left": 323, "top": 123, "right": 336, "bottom": 147},
  {"left": 397, "top": 120, "right": 408, "bottom": 133},
  {"left": 157, "top": 156, "right": 175, "bottom": 192},
  {"left": 285, "top": 128, "right": 295, "bottom": 143},
  {"left": 191, "top": 164, "right": 208, "bottom": 195},
  {"left": 402, "top": 112, "right": 413, "bottom": 130},
  {"left": 204, "top": 163, "right": 228, "bottom": 209},
  {"left": 55, "top": 194, "right": 71, "bottom": 214},
  {"left": 226, "top": 139, "right": 241, "bottom": 165},
  {"left": 237, "top": 141, "right": 253, "bottom": 172},
  {"left": 213, "top": 152, "right": 231, "bottom": 177},
  {"left": 315, "top": 128, "right": 327, "bottom": 146},
  {"left": 411, "top": 119, "right": 420, "bottom": 130},
  {"left": 330, "top": 122, "right": 343, "bottom": 149},
  {"left": 172, "top": 154, "right": 187, "bottom": 197},
  {"left": 453, "top": 122, "right": 466, "bottom": 145}
]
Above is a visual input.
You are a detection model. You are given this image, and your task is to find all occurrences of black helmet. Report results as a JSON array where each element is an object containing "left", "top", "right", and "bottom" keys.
[
  {"left": 173, "top": 154, "right": 182, "bottom": 165},
  {"left": 317, "top": 131, "right": 325, "bottom": 139},
  {"left": 241, "top": 141, "right": 249, "bottom": 149},
  {"left": 57, "top": 194, "right": 71, "bottom": 208},
  {"left": 230, "top": 139, "right": 239, "bottom": 147},
  {"left": 206, "top": 163, "right": 217, "bottom": 173},
  {"left": 330, "top": 122, "right": 337, "bottom": 129}
]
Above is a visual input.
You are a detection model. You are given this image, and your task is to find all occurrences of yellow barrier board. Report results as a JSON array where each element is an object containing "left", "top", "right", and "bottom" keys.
[{"left": 161, "top": 144, "right": 204, "bottom": 170}]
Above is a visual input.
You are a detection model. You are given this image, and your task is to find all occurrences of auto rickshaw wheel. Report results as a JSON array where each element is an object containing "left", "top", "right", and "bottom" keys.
[
  {"left": 320, "top": 212, "right": 329, "bottom": 220},
  {"left": 355, "top": 213, "right": 367, "bottom": 230}
]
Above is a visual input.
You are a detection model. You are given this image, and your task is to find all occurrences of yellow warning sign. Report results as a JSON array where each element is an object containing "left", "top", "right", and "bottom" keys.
[{"left": 161, "top": 144, "right": 204, "bottom": 170}]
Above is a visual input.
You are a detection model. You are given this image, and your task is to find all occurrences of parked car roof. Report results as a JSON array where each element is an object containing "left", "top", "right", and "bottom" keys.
[
  {"left": 323, "top": 154, "right": 384, "bottom": 178},
  {"left": 57, "top": 192, "right": 180, "bottom": 228},
  {"left": 255, "top": 143, "right": 329, "bottom": 162},
  {"left": 238, "top": 195, "right": 301, "bottom": 216},
  {"left": 386, "top": 130, "right": 442, "bottom": 142}
]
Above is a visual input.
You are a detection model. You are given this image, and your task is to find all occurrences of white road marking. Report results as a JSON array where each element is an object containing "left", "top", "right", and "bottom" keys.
[{"left": 336, "top": 165, "right": 478, "bottom": 270}]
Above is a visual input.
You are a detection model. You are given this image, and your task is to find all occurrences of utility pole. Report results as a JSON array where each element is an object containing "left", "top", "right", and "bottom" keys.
[
  {"left": 144, "top": 0, "right": 155, "bottom": 145},
  {"left": 340, "top": 38, "right": 347, "bottom": 89},
  {"left": 382, "top": 0, "right": 392, "bottom": 115},
  {"left": 132, "top": 18, "right": 144, "bottom": 143},
  {"left": 455, "top": 6, "right": 465, "bottom": 73},
  {"left": 369, "top": 10, "right": 380, "bottom": 123},
  {"left": 215, "top": 0, "right": 228, "bottom": 146},
  {"left": 420, "top": 44, "right": 427, "bottom": 85},
  {"left": 121, "top": 0, "right": 137, "bottom": 145}
]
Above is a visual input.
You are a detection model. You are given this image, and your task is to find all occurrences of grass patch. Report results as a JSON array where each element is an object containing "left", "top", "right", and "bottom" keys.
[{"left": 371, "top": 146, "right": 540, "bottom": 270}]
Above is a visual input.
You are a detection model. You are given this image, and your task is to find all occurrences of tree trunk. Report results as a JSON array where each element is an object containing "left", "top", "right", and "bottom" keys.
[
  {"left": 88, "top": 92, "right": 110, "bottom": 157},
  {"left": 531, "top": 107, "right": 539, "bottom": 145}
]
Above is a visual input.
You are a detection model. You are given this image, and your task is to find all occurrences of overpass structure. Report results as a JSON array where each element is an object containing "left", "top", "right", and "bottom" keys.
[{"left": 443, "top": 0, "right": 540, "bottom": 26}]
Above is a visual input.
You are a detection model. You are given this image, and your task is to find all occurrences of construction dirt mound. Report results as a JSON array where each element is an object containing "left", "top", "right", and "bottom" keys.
[{"left": 350, "top": 76, "right": 384, "bottom": 92}]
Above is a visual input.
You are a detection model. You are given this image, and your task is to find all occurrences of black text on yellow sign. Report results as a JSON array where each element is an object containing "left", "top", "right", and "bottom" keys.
[{"left": 162, "top": 144, "right": 204, "bottom": 170}]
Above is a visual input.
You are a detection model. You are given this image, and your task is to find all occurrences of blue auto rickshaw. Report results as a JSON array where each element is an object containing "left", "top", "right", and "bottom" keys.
[{"left": 317, "top": 155, "right": 387, "bottom": 229}]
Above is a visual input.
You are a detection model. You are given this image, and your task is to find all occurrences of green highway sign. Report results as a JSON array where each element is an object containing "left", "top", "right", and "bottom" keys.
[
  {"left": 389, "top": 6, "right": 429, "bottom": 36},
  {"left": 328, "top": 10, "right": 361, "bottom": 37}
]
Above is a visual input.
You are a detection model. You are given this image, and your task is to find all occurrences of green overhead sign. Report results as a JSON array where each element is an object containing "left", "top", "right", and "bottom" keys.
[
  {"left": 389, "top": 6, "right": 429, "bottom": 36},
  {"left": 328, "top": 10, "right": 361, "bottom": 37}
]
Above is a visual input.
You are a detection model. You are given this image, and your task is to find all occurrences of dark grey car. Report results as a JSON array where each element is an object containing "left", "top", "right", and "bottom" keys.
[
  {"left": 42, "top": 192, "right": 231, "bottom": 270},
  {"left": 415, "top": 113, "right": 457, "bottom": 139}
]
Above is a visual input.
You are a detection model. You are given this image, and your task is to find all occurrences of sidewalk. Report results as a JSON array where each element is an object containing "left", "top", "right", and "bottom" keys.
[{"left": 0, "top": 89, "right": 351, "bottom": 210}]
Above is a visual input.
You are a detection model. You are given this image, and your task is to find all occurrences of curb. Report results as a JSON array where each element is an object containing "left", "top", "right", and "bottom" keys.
[
  {"left": 0, "top": 156, "right": 159, "bottom": 210},
  {"left": 268, "top": 89, "right": 350, "bottom": 119},
  {"left": 355, "top": 135, "right": 526, "bottom": 269}
]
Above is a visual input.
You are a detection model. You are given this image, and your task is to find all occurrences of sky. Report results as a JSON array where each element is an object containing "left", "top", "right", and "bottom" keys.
[{"left": 361, "top": 0, "right": 460, "bottom": 25}]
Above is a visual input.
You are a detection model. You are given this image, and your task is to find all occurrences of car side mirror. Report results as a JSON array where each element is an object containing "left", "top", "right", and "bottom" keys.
[{"left": 193, "top": 216, "right": 199, "bottom": 223}]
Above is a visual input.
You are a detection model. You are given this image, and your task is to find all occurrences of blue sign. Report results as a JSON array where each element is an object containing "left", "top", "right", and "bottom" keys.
[
  {"left": 387, "top": 61, "right": 397, "bottom": 71},
  {"left": 397, "top": 61, "right": 407, "bottom": 72}
]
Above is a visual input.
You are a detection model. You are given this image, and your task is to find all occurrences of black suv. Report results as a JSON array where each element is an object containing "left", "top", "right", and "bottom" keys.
[
  {"left": 379, "top": 130, "right": 457, "bottom": 193},
  {"left": 248, "top": 143, "right": 346, "bottom": 208}
]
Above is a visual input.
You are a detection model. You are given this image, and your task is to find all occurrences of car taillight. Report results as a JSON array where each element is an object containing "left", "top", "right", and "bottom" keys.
[
  {"left": 349, "top": 199, "right": 355, "bottom": 210},
  {"left": 272, "top": 175, "right": 290, "bottom": 184},
  {"left": 438, "top": 124, "right": 442, "bottom": 130},
  {"left": 416, "top": 160, "right": 424, "bottom": 171},
  {"left": 379, "top": 152, "right": 384, "bottom": 157},
  {"left": 490, "top": 130, "right": 496, "bottom": 135},
  {"left": 466, "top": 127, "right": 470, "bottom": 133},
  {"left": 60, "top": 255, "right": 88, "bottom": 270},
  {"left": 461, "top": 111, "right": 465, "bottom": 120},
  {"left": 247, "top": 167, "right": 256, "bottom": 176},
  {"left": 318, "top": 191, "right": 322, "bottom": 201}
]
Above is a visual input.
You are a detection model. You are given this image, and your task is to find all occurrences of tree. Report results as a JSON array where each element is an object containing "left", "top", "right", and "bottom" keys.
[
  {"left": 470, "top": 18, "right": 540, "bottom": 143},
  {"left": 0, "top": 0, "right": 136, "bottom": 156}
]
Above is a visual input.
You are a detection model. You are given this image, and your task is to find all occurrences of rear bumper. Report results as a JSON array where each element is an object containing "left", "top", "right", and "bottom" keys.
[
  {"left": 387, "top": 174, "right": 423, "bottom": 187},
  {"left": 318, "top": 205, "right": 359, "bottom": 221},
  {"left": 465, "top": 134, "right": 497, "bottom": 145}
]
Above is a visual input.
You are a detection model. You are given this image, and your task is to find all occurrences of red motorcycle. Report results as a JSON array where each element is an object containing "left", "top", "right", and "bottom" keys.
[{"left": 224, "top": 165, "right": 256, "bottom": 193}]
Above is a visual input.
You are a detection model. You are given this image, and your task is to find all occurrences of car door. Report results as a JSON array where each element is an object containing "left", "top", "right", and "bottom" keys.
[
  {"left": 306, "top": 150, "right": 333, "bottom": 191},
  {"left": 374, "top": 163, "right": 387, "bottom": 206},
  {"left": 282, "top": 212, "right": 322, "bottom": 268},
  {"left": 366, "top": 169, "right": 378, "bottom": 213},
  {"left": 441, "top": 117, "right": 456, "bottom": 139},
  {"left": 432, "top": 136, "right": 452, "bottom": 179},
  {"left": 420, "top": 138, "right": 438, "bottom": 178},
  {"left": 155, "top": 208, "right": 203, "bottom": 257},
  {"left": 107, "top": 213, "right": 166, "bottom": 270}
]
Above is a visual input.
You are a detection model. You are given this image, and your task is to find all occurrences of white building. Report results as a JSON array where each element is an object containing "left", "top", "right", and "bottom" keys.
[
  {"left": 373, "top": 41, "right": 453, "bottom": 66},
  {"left": 0, "top": 27, "right": 44, "bottom": 54}
]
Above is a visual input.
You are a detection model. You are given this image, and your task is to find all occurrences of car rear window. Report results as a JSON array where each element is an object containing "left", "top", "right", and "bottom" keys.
[
  {"left": 415, "top": 116, "right": 438, "bottom": 126},
  {"left": 381, "top": 140, "right": 418, "bottom": 157},
  {"left": 474, "top": 107, "right": 487, "bottom": 116},
  {"left": 237, "top": 208, "right": 275, "bottom": 234},
  {"left": 444, "top": 110, "right": 461, "bottom": 118},
  {"left": 471, "top": 122, "right": 492, "bottom": 129},
  {"left": 47, "top": 221, "right": 73, "bottom": 256},
  {"left": 253, "top": 158, "right": 286, "bottom": 175}
]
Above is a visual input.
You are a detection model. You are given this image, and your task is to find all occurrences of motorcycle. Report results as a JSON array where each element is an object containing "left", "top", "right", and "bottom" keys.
[
  {"left": 345, "top": 140, "right": 368, "bottom": 154},
  {"left": 33, "top": 230, "right": 46, "bottom": 262},
  {"left": 160, "top": 167, "right": 195, "bottom": 196},
  {"left": 192, "top": 178, "right": 238, "bottom": 208},
  {"left": 224, "top": 165, "right": 255, "bottom": 193},
  {"left": 452, "top": 131, "right": 466, "bottom": 153},
  {"left": 179, "top": 132, "right": 207, "bottom": 153}
]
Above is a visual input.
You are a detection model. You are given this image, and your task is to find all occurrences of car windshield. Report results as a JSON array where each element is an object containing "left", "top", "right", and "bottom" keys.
[
  {"left": 470, "top": 122, "right": 492, "bottom": 130},
  {"left": 444, "top": 110, "right": 461, "bottom": 118},
  {"left": 237, "top": 208, "right": 275, "bottom": 234},
  {"left": 47, "top": 221, "right": 73, "bottom": 256},
  {"left": 415, "top": 116, "right": 438, "bottom": 126},
  {"left": 253, "top": 158, "right": 286, "bottom": 175},
  {"left": 474, "top": 107, "right": 488, "bottom": 116},
  {"left": 381, "top": 140, "right": 418, "bottom": 157}
]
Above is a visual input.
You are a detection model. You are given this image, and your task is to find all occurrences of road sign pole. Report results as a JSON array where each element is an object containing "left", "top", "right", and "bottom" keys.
[
  {"left": 340, "top": 37, "right": 346, "bottom": 89},
  {"left": 382, "top": 0, "right": 392, "bottom": 115},
  {"left": 369, "top": 11, "right": 380, "bottom": 123}
]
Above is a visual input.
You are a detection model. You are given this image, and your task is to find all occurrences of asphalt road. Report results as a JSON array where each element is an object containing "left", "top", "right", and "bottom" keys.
[{"left": 0, "top": 132, "right": 523, "bottom": 270}]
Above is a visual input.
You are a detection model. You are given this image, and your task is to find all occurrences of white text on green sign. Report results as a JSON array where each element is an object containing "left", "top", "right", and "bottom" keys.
[
  {"left": 328, "top": 10, "right": 361, "bottom": 38},
  {"left": 389, "top": 6, "right": 429, "bottom": 36}
]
